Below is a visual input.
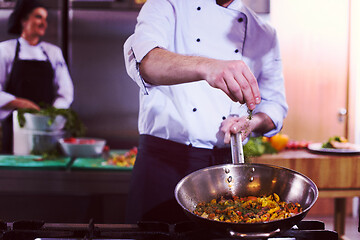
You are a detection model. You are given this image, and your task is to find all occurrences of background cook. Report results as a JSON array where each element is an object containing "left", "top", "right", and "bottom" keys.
[
  {"left": 0, "top": 0, "right": 73, "bottom": 153},
  {"left": 124, "top": 0, "right": 288, "bottom": 223}
]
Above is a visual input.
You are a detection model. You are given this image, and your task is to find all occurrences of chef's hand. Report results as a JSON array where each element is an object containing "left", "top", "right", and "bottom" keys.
[
  {"left": 203, "top": 59, "right": 261, "bottom": 110},
  {"left": 221, "top": 112, "right": 276, "bottom": 144},
  {"left": 139, "top": 48, "right": 260, "bottom": 110},
  {"left": 221, "top": 115, "right": 253, "bottom": 144},
  {"left": 4, "top": 98, "right": 40, "bottom": 111}
]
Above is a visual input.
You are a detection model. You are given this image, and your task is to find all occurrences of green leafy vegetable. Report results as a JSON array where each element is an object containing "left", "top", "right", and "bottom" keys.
[
  {"left": 17, "top": 106, "right": 86, "bottom": 137},
  {"left": 244, "top": 136, "right": 277, "bottom": 161}
]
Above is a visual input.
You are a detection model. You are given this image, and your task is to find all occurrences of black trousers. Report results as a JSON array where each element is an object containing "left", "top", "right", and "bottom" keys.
[{"left": 125, "top": 134, "right": 231, "bottom": 224}]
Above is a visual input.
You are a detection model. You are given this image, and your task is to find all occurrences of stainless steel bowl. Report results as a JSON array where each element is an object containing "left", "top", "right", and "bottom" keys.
[
  {"left": 59, "top": 137, "right": 106, "bottom": 158},
  {"left": 175, "top": 163, "right": 318, "bottom": 236}
]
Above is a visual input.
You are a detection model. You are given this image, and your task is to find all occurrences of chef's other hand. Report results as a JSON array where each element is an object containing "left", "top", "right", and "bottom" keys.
[
  {"left": 204, "top": 59, "right": 261, "bottom": 110},
  {"left": 221, "top": 115, "right": 252, "bottom": 144},
  {"left": 4, "top": 98, "right": 41, "bottom": 111},
  {"left": 221, "top": 112, "right": 275, "bottom": 144}
]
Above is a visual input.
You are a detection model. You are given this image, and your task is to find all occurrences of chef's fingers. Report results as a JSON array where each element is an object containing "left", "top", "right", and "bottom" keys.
[
  {"left": 224, "top": 75, "right": 244, "bottom": 104},
  {"left": 242, "top": 67, "right": 261, "bottom": 106},
  {"left": 223, "top": 61, "right": 260, "bottom": 108},
  {"left": 221, "top": 117, "right": 239, "bottom": 144},
  {"left": 216, "top": 77, "right": 238, "bottom": 102},
  {"left": 221, "top": 116, "right": 252, "bottom": 144},
  {"left": 231, "top": 121, "right": 251, "bottom": 140},
  {"left": 204, "top": 59, "right": 259, "bottom": 105}
]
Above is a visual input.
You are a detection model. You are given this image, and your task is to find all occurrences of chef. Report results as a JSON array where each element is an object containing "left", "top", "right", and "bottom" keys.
[
  {"left": 0, "top": 0, "right": 73, "bottom": 153},
  {"left": 124, "top": 0, "right": 288, "bottom": 223}
]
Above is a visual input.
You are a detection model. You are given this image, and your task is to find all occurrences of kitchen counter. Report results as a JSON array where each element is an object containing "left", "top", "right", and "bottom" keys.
[
  {"left": 251, "top": 149, "right": 360, "bottom": 236},
  {"left": 0, "top": 153, "right": 133, "bottom": 223},
  {"left": 1, "top": 149, "right": 358, "bottom": 230}
]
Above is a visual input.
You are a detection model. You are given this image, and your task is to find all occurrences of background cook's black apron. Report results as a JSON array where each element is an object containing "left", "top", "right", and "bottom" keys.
[{"left": 1, "top": 39, "right": 56, "bottom": 154}]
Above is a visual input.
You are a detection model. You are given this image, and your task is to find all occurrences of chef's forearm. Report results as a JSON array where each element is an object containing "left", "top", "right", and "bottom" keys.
[
  {"left": 251, "top": 112, "right": 276, "bottom": 135},
  {"left": 139, "top": 47, "right": 206, "bottom": 85},
  {"left": 3, "top": 98, "right": 40, "bottom": 111}
]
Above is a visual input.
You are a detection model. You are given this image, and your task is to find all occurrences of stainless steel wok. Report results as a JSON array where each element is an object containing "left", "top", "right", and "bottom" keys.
[{"left": 175, "top": 141, "right": 318, "bottom": 238}]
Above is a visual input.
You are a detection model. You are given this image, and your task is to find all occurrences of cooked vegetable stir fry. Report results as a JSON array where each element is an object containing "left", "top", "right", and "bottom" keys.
[{"left": 193, "top": 193, "right": 302, "bottom": 223}]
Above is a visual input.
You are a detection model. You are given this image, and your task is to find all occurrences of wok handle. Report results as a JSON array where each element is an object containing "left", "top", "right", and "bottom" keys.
[
  {"left": 230, "top": 132, "right": 244, "bottom": 164},
  {"left": 229, "top": 228, "right": 280, "bottom": 238}
]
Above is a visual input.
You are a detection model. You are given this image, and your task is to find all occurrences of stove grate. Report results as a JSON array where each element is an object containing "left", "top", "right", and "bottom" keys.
[{"left": 0, "top": 220, "right": 338, "bottom": 240}]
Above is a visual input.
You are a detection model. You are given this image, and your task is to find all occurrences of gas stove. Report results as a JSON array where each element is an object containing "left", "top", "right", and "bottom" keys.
[{"left": 0, "top": 219, "right": 338, "bottom": 240}]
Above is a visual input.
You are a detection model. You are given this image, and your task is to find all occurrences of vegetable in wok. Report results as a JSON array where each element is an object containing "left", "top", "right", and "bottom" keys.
[{"left": 193, "top": 193, "right": 302, "bottom": 223}]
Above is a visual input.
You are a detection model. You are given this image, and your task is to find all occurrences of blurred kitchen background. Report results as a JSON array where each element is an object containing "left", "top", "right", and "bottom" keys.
[
  {"left": 0, "top": 0, "right": 360, "bottom": 238},
  {"left": 0, "top": 0, "right": 144, "bottom": 150},
  {"left": 0, "top": 0, "right": 359, "bottom": 149}
]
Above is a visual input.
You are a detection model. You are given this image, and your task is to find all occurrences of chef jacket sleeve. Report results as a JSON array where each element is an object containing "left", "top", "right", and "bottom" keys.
[
  {"left": 51, "top": 47, "right": 74, "bottom": 108},
  {"left": 0, "top": 43, "right": 16, "bottom": 120},
  {"left": 253, "top": 32, "right": 288, "bottom": 137},
  {"left": 123, "top": 0, "right": 175, "bottom": 94}
]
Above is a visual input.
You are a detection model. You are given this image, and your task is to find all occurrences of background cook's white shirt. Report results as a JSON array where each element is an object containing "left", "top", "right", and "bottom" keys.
[
  {"left": 124, "top": 0, "right": 288, "bottom": 149},
  {"left": 0, "top": 37, "right": 74, "bottom": 120}
]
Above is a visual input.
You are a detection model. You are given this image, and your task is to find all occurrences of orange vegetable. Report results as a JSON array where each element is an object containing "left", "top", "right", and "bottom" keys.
[{"left": 270, "top": 133, "right": 289, "bottom": 151}]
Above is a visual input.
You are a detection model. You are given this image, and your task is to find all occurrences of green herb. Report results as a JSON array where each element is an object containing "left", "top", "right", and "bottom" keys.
[{"left": 247, "top": 109, "right": 253, "bottom": 120}]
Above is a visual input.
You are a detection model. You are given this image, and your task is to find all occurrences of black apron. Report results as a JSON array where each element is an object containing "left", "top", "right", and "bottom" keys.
[{"left": 1, "top": 39, "right": 56, "bottom": 154}]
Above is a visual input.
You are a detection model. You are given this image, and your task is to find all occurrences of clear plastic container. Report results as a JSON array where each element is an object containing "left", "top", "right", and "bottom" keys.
[
  {"left": 22, "top": 112, "right": 67, "bottom": 131},
  {"left": 13, "top": 111, "right": 65, "bottom": 155},
  {"left": 14, "top": 129, "right": 65, "bottom": 155}
]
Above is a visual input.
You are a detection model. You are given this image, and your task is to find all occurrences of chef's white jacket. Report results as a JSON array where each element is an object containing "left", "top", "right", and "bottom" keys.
[
  {"left": 0, "top": 37, "right": 74, "bottom": 120},
  {"left": 124, "top": 0, "right": 288, "bottom": 149}
]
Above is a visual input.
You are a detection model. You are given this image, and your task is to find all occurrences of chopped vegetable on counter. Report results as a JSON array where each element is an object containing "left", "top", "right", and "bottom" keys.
[
  {"left": 269, "top": 133, "right": 289, "bottom": 152},
  {"left": 244, "top": 137, "right": 277, "bottom": 159},
  {"left": 285, "top": 140, "right": 312, "bottom": 150},
  {"left": 105, "top": 147, "right": 137, "bottom": 167}
]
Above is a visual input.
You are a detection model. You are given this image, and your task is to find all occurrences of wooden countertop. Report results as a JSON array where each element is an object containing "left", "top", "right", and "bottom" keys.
[{"left": 251, "top": 149, "right": 360, "bottom": 198}]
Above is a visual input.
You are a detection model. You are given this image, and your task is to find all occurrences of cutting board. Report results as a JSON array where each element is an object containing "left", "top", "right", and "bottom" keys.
[
  {"left": 71, "top": 150, "right": 133, "bottom": 171},
  {"left": 0, "top": 155, "right": 71, "bottom": 169}
]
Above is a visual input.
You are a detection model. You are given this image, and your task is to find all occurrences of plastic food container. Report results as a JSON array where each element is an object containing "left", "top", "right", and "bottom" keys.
[
  {"left": 21, "top": 113, "right": 67, "bottom": 131},
  {"left": 28, "top": 130, "right": 65, "bottom": 155},
  {"left": 13, "top": 129, "right": 65, "bottom": 155},
  {"left": 58, "top": 138, "right": 106, "bottom": 158}
]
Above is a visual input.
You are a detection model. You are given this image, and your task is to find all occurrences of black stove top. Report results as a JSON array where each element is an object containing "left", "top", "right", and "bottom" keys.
[{"left": 0, "top": 220, "right": 338, "bottom": 240}]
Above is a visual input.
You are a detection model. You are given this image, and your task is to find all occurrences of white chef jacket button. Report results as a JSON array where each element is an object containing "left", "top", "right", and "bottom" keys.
[
  {"left": 222, "top": 116, "right": 226, "bottom": 120},
  {"left": 238, "top": 18, "right": 244, "bottom": 23},
  {"left": 193, "top": 108, "right": 197, "bottom": 112},
  {"left": 197, "top": 7, "right": 201, "bottom": 11},
  {"left": 196, "top": 38, "right": 200, "bottom": 42},
  {"left": 235, "top": 49, "right": 239, "bottom": 53}
]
